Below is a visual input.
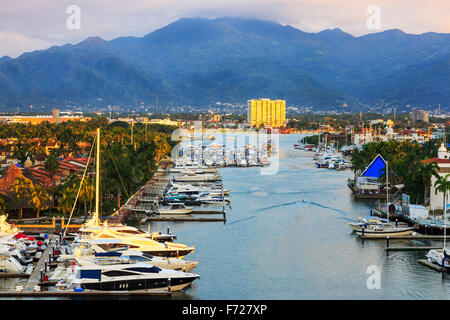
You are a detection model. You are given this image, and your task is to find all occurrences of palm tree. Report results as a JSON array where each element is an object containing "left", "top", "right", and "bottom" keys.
[
  {"left": 10, "top": 176, "right": 34, "bottom": 219},
  {"left": 434, "top": 174, "right": 450, "bottom": 215},
  {"left": 28, "top": 184, "right": 51, "bottom": 218},
  {"left": 57, "top": 186, "right": 76, "bottom": 216},
  {"left": 45, "top": 154, "right": 60, "bottom": 207},
  {"left": 415, "top": 159, "right": 439, "bottom": 206},
  {"left": 0, "top": 194, "right": 9, "bottom": 215},
  {"left": 45, "top": 154, "right": 60, "bottom": 188},
  {"left": 79, "top": 179, "right": 94, "bottom": 222}
]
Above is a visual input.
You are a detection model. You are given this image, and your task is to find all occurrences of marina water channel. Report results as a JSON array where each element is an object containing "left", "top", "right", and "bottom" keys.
[{"left": 2, "top": 133, "right": 450, "bottom": 299}]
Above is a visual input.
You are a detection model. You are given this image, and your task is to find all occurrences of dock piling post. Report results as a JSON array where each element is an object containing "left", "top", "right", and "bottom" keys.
[
  {"left": 395, "top": 219, "right": 398, "bottom": 228},
  {"left": 386, "top": 236, "right": 390, "bottom": 249},
  {"left": 362, "top": 226, "right": 365, "bottom": 237},
  {"left": 168, "top": 278, "right": 171, "bottom": 293}
]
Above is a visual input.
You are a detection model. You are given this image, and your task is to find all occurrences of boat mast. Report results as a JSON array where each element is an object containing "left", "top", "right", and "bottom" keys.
[
  {"left": 386, "top": 160, "right": 389, "bottom": 223},
  {"left": 95, "top": 128, "right": 100, "bottom": 225},
  {"left": 444, "top": 136, "right": 447, "bottom": 252},
  {"left": 445, "top": 191, "right": 447, "bottom": 252}
]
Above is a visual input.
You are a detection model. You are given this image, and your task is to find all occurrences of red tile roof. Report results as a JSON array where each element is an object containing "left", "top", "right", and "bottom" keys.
[
  {"left": 0, "top": 164, "right": 23, "bottom": 192},
  {"left": 421, "top": 157, "right": 450, "bottom": 164}
]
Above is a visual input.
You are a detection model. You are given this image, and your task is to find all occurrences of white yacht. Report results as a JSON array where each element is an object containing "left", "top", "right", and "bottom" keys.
[
  {"left": 0, "top": 243, "right": 34, "bottom": 274},
  {"left": 173, "top": 173, "right": 221, "bottom": 182},
  {"left": 158, "top": 203, "right": 193, "bottom": 215},
  {"left": 57, "top": 259, "right": 199, "bottom": 292}
]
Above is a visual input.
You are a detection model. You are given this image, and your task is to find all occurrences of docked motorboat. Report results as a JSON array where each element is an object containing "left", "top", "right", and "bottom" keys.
[
  {"left": 57, "top": 260, "right": 199, "bottom": 292},
  {"left": 355, "top": 225, "right": 415, "bottom": 238},
  {"left": 79, "top": 220, "right": 195, "bottom": 258},
  {"left": 194, "top": 194, "right": 231, "bottom": 205},
  {"left": 163, "top": 193, "right": 189, "bottom": 202},
  {"left": 57, "top": 239, "right": 199, "bottom": 274},
  {"left": 169, "top": 166, "right": 218, "bottom": 174},
  {"left": 173, "top": 173, "right": 221, "bottom": 182},
  {"left": 0, "top": 244, "right": 35, "bottom": 274},
  {"left": 158, "top": 204, "right": 193, "bottom": 215},
  {"left": 348, "top": 216, "right": 390, "bottom": 232}
]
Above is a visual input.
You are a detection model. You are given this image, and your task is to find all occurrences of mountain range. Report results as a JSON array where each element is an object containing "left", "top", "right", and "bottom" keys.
[{"left": 0, "top": 17, "right": 449, "bottom": 110}]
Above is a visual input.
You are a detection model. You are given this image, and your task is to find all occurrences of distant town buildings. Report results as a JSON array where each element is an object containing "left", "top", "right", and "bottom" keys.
[
  {"left": 353, "top": 127, "right": 431, "bottom": 145},
  {"left": 0, "top": 109, "right": 86, "bottom": 125},
  {"left": 114, "top": 117, "right": 181, "bottom": 127},
  {"left": 247, "top": 98, "right": 286, "bottom": 128},
  {"left": 409, "top": 110, "right": 429, "bottom": 123}
]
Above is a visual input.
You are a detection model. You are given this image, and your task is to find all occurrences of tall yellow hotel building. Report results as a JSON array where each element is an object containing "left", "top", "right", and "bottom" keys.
[{"left": 247, "top": 99, "right": 286, "bottom": 128}]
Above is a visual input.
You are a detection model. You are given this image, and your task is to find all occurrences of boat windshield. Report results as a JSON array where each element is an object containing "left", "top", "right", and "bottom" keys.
[{"left": 123, "top": 255, "right": 151, "bottom": 262}]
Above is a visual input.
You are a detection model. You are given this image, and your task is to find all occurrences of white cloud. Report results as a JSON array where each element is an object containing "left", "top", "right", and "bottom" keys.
[{"left": 0, "top": 32, "right": 53, "bottom": 58}]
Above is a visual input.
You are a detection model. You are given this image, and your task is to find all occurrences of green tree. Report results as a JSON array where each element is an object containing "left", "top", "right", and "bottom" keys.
[
  {"left": 414, "top": 159, "right": 439, "bottom": 205},
  {"left": 28, "top": 184, "right": 51, "bottom": 218},
  {"left": 45, "top": 154, "right": 60, "bottom": 188},
  {"left": 0, "top": 194, "right": 9, "bottom": 215},
  {"left": 79, "top": 179, "right": 94, "bottom": 222},
  {"left": 45, "top": 154, "right": 60, "bottom": 207},
  {"left": 10, "top": 176, "right": 33, "bottom": 218},
  {"left": 434, "top": 174, "right": 450, "bottom": 214},
  {"left": 57, "top": 186, "right": 76, "bottom": 216}
]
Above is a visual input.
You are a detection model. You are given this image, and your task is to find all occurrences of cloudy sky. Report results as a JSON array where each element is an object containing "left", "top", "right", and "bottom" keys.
[{"left": 0, "top": 0, "right": 448, "bottom": 58}]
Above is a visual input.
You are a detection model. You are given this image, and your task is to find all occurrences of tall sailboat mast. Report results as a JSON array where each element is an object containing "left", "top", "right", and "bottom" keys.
[
  {"left": 95, "top": 128, "right": 100, "bottom": 225},
  {"left": 386, "top": 160, "right": 389, "bottom": 223},
  {"left": 444, "top": 187, "right": 447, "bottom": 252}
]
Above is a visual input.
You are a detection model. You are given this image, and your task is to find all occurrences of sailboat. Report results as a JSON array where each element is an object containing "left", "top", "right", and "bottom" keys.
[
  {"left": 426, "top": 198, "right": 450, "bottom": 269},
  {"left": 355, "top": 161, "right": 414, "bottom": 238},
  {"left": 75, "top": 128, "right": 195, "bottom": 258}
]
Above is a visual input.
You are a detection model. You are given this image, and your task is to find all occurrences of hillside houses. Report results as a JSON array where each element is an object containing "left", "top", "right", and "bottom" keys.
[{"left": 353, "top": 127, "right": 432, "bottom": 146}]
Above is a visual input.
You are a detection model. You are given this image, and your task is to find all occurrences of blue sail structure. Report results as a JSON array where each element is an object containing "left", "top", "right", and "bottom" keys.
[{"left": 361, "top": 154, "right": 387, "bottom": 178}]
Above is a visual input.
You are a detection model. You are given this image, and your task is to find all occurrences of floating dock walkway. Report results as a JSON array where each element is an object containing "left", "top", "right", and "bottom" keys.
[
  {"left": 0, "top": 232, "right": 174, "bottom": 297},
  {"left": 143, "top": 215, "right": 226, "bottom": 222}
]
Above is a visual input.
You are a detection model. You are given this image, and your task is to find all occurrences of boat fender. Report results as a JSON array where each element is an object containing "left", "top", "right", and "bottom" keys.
[{"left": 74, "top": 286, "right": 84, "bottom": 292}]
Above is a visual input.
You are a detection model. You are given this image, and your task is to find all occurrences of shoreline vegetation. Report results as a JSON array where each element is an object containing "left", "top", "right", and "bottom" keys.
[{"left": 0, "top": 117, "right": 175, "bottom": 220}]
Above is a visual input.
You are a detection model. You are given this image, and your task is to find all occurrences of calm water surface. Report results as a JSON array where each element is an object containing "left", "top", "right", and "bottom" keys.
[
  {"left": 149, "top": 134, "right": 450, "bottom": 300},
  {"left": 2, "top": 134, "right": 449, "bottom": 300}
]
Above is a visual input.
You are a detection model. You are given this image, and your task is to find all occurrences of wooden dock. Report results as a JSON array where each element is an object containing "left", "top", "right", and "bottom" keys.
[
  {"left": 191, "top": 210, "right": 225, "bottom": 214},
  {"left": 23, "top": 236, "right": 56, "bottom": 292},
  {"left": 359, "top": 234, "right": 446, "bottom": 240},
  {"left": 0, "top": 273, "right": 29, "bottom": 278},
  {"left": 145, "top": 215, "right": 226, "bottom": 222},
  {"left": 0, "top": 233, "right": 175, "bottom": 297},
  {"left": 418, "top": 259, "right": 443, "bottom": 272},
  {"left": 0, "top": 290, "right": 174, "bottom": 297},
  {"left": 386, "top": 246, "right": 441, "bottom": 252}
]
